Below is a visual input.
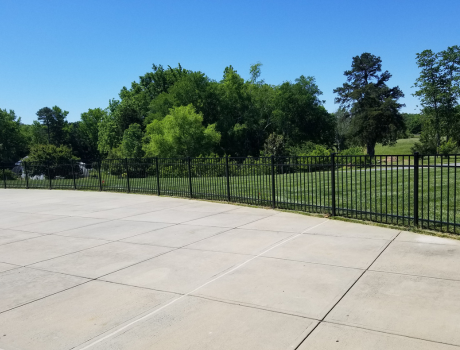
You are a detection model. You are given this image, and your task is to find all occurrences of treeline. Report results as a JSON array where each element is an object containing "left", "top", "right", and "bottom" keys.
[{"left": 1, "top": 46, "right": 459, "bottom": 164}]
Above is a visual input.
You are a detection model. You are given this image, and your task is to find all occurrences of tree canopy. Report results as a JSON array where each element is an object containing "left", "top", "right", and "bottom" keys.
[
  {"left": 143, "top": 104, "right": 221, "bottom": 158},
  {"left": 334, "top": 53, "right": 405, "bottom": 156}
]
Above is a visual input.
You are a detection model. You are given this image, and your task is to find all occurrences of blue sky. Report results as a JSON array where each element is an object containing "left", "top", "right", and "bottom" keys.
[{"left": 1, "top": 0, "right": 459, "bottom": 124}]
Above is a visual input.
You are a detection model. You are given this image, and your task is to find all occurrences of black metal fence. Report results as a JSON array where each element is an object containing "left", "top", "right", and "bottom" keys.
[{"left": 2, "top": 153, "right": 459, "bottom": 234}]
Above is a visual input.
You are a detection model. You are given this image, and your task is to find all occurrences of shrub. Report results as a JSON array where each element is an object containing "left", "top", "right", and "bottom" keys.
[
  {"left": 25, "top": 144, "right": 79, "bottom": 179},
  {"left": 439, "top": 138, "right": 457, "bottom": 157},
  {"left": 2, "top": 169, "right": 18, "bottom": 180}
]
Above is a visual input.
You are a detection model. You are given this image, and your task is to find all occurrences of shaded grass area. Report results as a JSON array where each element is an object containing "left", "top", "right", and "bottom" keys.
[{"left": 4, "top": 166, "right": 459, "bottom": 234}]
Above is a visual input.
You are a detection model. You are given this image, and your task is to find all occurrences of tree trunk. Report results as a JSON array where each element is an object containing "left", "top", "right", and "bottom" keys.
[{"left": 367, "top": 143, "right": 375, "bottom": 157}]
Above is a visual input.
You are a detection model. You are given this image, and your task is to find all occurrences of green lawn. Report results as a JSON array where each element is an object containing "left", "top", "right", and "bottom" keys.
[
  {"left": 374, "top": 137, "right": 420, "bottom": 155},
  {"left": 4, "top": 164, "right": 460, "bottom": 234}
]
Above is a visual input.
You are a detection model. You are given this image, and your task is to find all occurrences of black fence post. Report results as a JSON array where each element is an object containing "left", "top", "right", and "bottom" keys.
[
  {"left": 271, "top": 155, "right": 276, "bottom": 208},
  {"left": 155, "top": 157, "right": 161, "bottom": 196},
  {"left": 125, "top": 158, "right": 130, "bottom": 193},
  {"left": 24, "top": 162, "right": 29, "bottom": 189},
  {"left": 331, "top": 153, "right": 336, "bottom": 216},
  {"left": 2, "top": 166, "right": 6, "bottom": 189},
  {"left": 413, "top": 152, "right": 419, "bottom": 227},
  {"left": 226, "top": 155, "right": 231, "bottom": 202},
  {"left": 98, "top": 160, "right": 103, "bottom": 191},
  {"left": 187, "top": 157, "right": 193, "bottom": 198},
  {"left": 47, "top": 162, "right": 52, "bottom": 189},
  {"left": 71, "top": 159, "right": 77, "bottom": 190}
]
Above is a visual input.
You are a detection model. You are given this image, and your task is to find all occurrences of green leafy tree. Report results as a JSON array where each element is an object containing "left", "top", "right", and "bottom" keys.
[
  {"left": 36, "top": 106, "right": 69, "bottom": 146},
  {"left": 263, "top": 133, "right": 285, "bottom": 157},
  {"left": 402, "top": 113, "right": 422, "bottom": 135},
  {"left": 143, "top": 104, "right": 221, "bottom": 158},
  {"left": 334, "top": 108, "right": 351, "bottom": 151},
  {"left": 334, "top": 53, "right": 405, "bottom": 156},
  {"left": 0, "top": 109, "right": 28, "bottom": 162},
  {"left": 21, "top": 121, "right": 48, "bottom": 148},
  {"left": 121, "top": 123, "right": 144, "bottom": 159},
  {"left": 79, "top": 108, "right": 106, "bottom": 157},
  {"left": 413, "top": 46, "right": 460, "bottom": 150},
  {"left": 97, "top": 104, "right": 122, "bottom": 155},
  {"left": 25, "top": 144, "right": 78, "bottom": 179},
  {"left": 272, "top": 76, "right": 335, "bottom": 148}
]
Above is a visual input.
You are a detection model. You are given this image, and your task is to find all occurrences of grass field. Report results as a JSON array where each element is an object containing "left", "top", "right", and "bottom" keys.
[
  {"left": 4, "top": 164, "right": 459, "bottom": 234},
  {"left": 374, "top": 137, "right": 419, "bottom": 155}
]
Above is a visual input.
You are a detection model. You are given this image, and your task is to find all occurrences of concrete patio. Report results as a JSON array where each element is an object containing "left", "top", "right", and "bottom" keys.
[{"left": 0, "top": 189, "right": 459, "bottom": 350}]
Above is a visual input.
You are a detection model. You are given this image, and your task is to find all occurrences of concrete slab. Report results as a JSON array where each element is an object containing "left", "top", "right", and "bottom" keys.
[
  {"left": 325, "top": 271, "right": 460, "bottom": 346},
  {"left": 77, "top": 296, "right": 318, "bottom": 350},
  {"left": 186, "top": 212, "right": 269, "bottom": 228},
  {"left": 298, "top": 322, "right": 458, "bottom": 350},
  {"left": 77, "top": 206, "right": 165, "bottom": 219},
  {"left": 36, "top": 205, "right": 98, "bottom": 217},
  {"left": 0, "top": 235, "right": 108, "bottom": 265},
  {"left": 31, "top": 242, "right": 172, "bottom": 278},
  {"left": 225, "top": 206, "right": 278, "bottom": 216},
  {"left": 263, "top": 234, "right": 389, "bottom": 269},
  {"left": 0, "top": 280, "right": 175, "bottom": 350},
  {"left": 58, "top": 220, "right": 172, "bottom": 240},
  {"left": 172, "top": 201, "right": 237, "bottom": 213},
  {"left": 0, "top": 211, "right": 62, "bottom": 229},
  {"left": 101, "top": 249, "right": 248, "bottom": 294},
  {"left": 371, "top": 241, "right": 460, "bottom": 280},
  {"left": 396, "top": 231, "right": 460, "bottom": 246},
  {"left": 12, "top": 216, "right": 109, "bottom": 234},
  {"left": 0, "top": 228, "right": 43, "bottom": 245},
  {"left": 0, "top": 262, "right": 20, "bottom": 273},
  {"left": 122, "top": 224, "right": 230, "bottom": 248},
  {"left": 196, "top": 257, "right": 362, "bottom": 319},
  {"left": 0, "top": 267, "right": 88, "bottom": 312},
  {"left": 122, "top": 209, "right": 215, "bottom": 224},
  {"left": 239, "top": 213, "right": 326, "bottom": 233},
  {"left": 308, "top": 220, "right": 400, "bottom": 240},
  {"left": 1, "top": 189, "right": 459, "bottom": 348},
  {"left": 187, "top": 228, "right": 294, "bottom": 255}
]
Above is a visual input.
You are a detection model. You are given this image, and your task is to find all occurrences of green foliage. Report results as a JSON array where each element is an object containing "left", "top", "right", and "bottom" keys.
[
  {"left": 25, "top": 144, "right": 79, "bottom": 179},
  {"left": 413, "top": 46, "right": 460, "bottom": 150},
  {"left": 68, "top": 108, "right": 108, "bottom": 159},
  {"left": 402, "top": 113, "right": 422, "bottom": 135},
  {"left": 97, "top": 108, "right": 122, "bottom": 155},
  {"left": 36, "top": 106, "right": 69, "bottom": 146},
  {"left": 272, "top": 76, "right": 335, "bottom": 148},
  {"left": 439, "top": 138, "right": 458, "bottom": 157},
  {"left": 26, "top": 144, "right": 78, "bottom": 164},
  {"left": 121, "top": 123, "right": 144, "bottom": 159},
  {"left": 0, "top": 109, "right": 28, "bottom": 162},
  {"left": 143, "top": 105, "right": 221, "bottom": 158},
  {"left": 338, "top": 146, "right": 364, "bottom": 156},
  {"left": 334, "top": 53, "right": 405, "bottom": 157},
  {"left": 263, "top": 133, "right": 285, "bottom": 157},
  {"left": 2, "top": 169, "right": 18, "bottom": 180}
]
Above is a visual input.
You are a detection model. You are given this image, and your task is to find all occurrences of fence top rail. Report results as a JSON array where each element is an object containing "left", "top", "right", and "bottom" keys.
[{"left": 2, "top": 153, "right": 460, "bottom": 167}]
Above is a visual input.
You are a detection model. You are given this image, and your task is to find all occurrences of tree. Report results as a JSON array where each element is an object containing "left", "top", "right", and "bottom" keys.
[
  {"left": 273, "top": 76, "right": 335, "bottom": 148},
  {"left": 413, "top": 46, "right": 460, "bottom": 150},
  {"left": 334, "top": 53, "right": 405, "bottom": 156},
  {"left": 25, "top": 144, "right": 78, "bottom": 179},
  {"left": 36, "top": 106, "right": 69, "bottom": 146},
  {"left": 263, "top": 133, "right": 285, "bottom": 157},
  {"left": 121, "top": 123, "right": 144, "bottom": 159},
  {"left": 143, "top": 104, "right": 221, "bottom": 158},
  {"left": 334, "top": 108, "right": 351, "bottom": 151},
  {"left": 402, "top": 113, "right": 422, "bottom": 135},
  {"left": 97, "top": 103, "right": 122, "bottom": 155},
  {"left": 0, "top": 109, "right": 28, "bottom": 162}
]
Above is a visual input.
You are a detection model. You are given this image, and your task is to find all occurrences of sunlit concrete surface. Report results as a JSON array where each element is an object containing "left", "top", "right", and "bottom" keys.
[{"left": 0, "top": 189, "right": 459, "bottom": 349}]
